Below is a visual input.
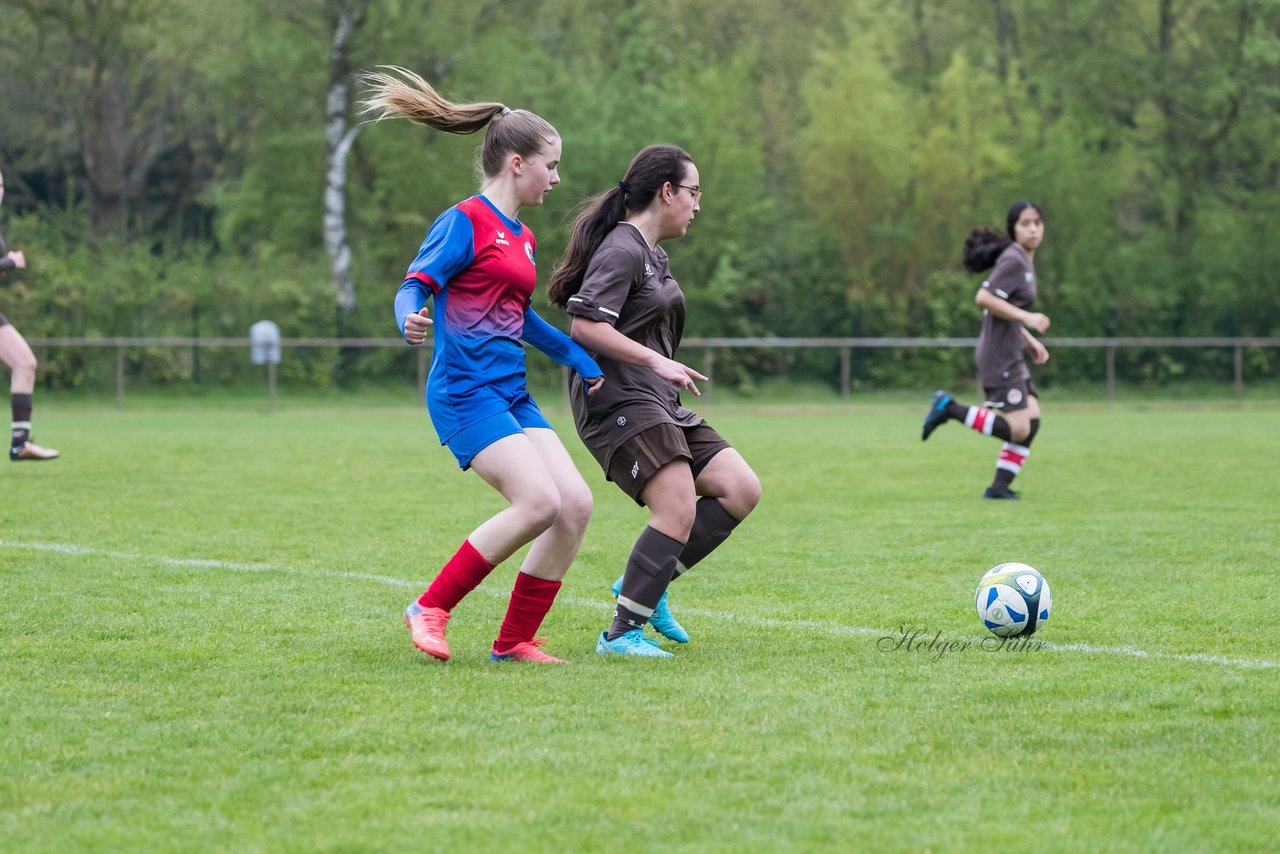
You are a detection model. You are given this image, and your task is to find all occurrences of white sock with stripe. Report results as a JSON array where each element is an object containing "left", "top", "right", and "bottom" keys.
[
  {"left": 963, "top": 407, "right": 995, "bottom": 436},
  {"left": 996, "top": 442, "right": 1031, "bottom": 476}
]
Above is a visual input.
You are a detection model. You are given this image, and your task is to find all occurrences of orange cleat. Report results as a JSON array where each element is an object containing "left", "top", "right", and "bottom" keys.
[
  {"left": 489, "top": 637, "right": 570, "bottom": 664},
  {"left": 9, "top": 441, "right": 59, "bottom": 461},
  {"left": 403, "top": 601, "right": 451, "bottom": 661}
]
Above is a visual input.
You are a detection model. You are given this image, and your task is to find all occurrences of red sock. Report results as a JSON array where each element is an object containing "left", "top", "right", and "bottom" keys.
[
  {"left": 493, "top": 573, "right": 562, "bottom": 653},
  {"left": 417, "top": 539, "right": 495, "bottom": 611}
]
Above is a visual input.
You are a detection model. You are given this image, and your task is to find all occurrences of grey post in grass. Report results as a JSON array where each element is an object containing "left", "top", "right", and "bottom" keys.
[{"left": 249, "top": 321, "right": 282, "bottom": 412}]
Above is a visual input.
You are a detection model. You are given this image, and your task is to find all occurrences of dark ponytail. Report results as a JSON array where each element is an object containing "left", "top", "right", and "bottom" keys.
[
  {"left": 549, "top": 144, "right": 693, "bottom": 308},
  {"left": 962, "top": 199, "right": 1043, "bottom": 273},
  {"left": 962, "top": 228, "right": 1010, "bottom": 273}
]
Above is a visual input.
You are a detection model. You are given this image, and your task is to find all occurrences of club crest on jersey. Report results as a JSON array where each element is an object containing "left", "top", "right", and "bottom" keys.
[
  {"left": 525, "top": 242, "right": 535, "bottom": 265},
  {"left": 495, "top": 229, "right": 510, "bottom": 246}
]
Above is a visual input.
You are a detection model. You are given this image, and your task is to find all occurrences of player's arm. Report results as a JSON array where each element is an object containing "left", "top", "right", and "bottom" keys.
[
  {"left": 521, "top": 305, "right": 604, "bottom": 394},
  {"left": 975, "top": 287, "right": 1050, "bottom": 333},
  {"left": 394, "top": 208, "right": 472, "bottom": 344},
  {"left": 1021, "top": 327, "right": 1049, "bottom": 365},
  {"left": 394, "top": 282, "right": 434, "bottom": 344},
  {"left": 570, "top": 318, "right": 705, "bottom": 397}
]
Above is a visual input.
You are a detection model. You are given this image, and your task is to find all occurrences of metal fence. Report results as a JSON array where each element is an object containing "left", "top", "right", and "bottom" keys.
[{"left": 26, "top": 335, "right": 1280, "bottom": 408}]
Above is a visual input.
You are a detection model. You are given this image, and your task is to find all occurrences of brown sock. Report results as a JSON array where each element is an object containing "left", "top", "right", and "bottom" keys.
[{"left": 607, "top": 527, "right": 685, "bottom": 640}]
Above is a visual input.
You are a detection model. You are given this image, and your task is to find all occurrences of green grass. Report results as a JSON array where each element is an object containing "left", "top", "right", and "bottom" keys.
[{"left": 2, "top": 395, "right": 1278, "bottom": 852}]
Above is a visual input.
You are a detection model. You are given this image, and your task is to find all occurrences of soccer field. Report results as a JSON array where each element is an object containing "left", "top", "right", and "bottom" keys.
[{"left": 2, "top": 398, "right": 1277, "bottom": 852}]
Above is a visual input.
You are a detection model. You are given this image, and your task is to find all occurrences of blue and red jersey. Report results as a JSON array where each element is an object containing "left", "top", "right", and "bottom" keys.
[{"left": 394, "top": 195, "right": 599, "bottom": 442}]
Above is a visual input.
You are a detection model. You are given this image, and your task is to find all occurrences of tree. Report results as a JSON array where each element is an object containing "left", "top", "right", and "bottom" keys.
[{"left": 2, "top": 0, "right": 221, "bottom": 239}]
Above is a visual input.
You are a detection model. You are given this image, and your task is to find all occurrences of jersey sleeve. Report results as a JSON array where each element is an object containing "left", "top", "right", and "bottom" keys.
[
  {"left": 521, "top": 304, "right": 603, "bottom": 380},
  {"left": 564, "top": 244, "right": 637, "bottom": 326},
  {"left": 404, "top": 207, "right": 475, "bottom": 295},
  {"left": 394, "top": 207, "right": 474, "bottom": 335},
  {"left": 981, "top": 250, "right": 1030, "bottom": 305}
]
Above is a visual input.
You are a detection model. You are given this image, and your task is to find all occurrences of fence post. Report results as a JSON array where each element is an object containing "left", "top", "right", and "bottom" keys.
[
  {"left": 1234, "top": 345, "right": 1244, "bottom": 402},
  {"left": 703, "top": 348, "right": 714, "bottom": 405},
  {"left": 839, "top": 346, "right": 851, "bottom": 401},
  {"left": 1106, "top": 346, "right": 1116, "bottom": 402},
  {"left": 115, "top": 344, "right": 125, "bottom": 409}
]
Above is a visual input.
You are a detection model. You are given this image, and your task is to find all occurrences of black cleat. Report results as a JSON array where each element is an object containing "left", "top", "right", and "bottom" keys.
[
  {"left": 9, "top": 440, "right": 59, "bottom": 461},
  {"left": 983, "top": 486, "right": 1020, "bottom": 500},
  {"left": 921, "top": 390, "right": 952, "bottom": 441}
]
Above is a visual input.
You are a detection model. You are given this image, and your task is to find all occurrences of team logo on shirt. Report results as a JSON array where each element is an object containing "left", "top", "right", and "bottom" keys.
[
  {"left": 616, "top": 416, "right": 627, "bottom": 426},
  {"left": 644, "top": 263, "right": 654, "bottom": 278},
  {"left": 525, "top": 242, "right": 535, "bottom": 265},
  {"left": 495, "top": 229, "right": 510, "bottom": 246},
  {"left": 1025, "top": 272, "right": 1034, "bottom": 283}
]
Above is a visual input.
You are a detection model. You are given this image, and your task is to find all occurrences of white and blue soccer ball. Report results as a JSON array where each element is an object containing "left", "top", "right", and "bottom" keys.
[{"left": 975, "top": 563, "right": 1052, "bottom": 637}]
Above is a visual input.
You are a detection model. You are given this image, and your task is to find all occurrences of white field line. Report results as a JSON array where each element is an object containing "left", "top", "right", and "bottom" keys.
[{"left": 3, "top": 540, "right": 1277, "bottom": 672}]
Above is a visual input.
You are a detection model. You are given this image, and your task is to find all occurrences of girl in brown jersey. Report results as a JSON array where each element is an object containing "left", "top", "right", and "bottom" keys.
[
  {"left": 550, "top": 144, "right": 761, "bottom": 657},
  {"left": 0, "top": 170, "right": 59, "bottom": 462},
  {"left": 921, "top": 200, "right": 1049, "bottom": 499}
]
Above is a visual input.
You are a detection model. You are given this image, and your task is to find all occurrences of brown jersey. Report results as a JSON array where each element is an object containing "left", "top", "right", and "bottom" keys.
[
  {"left": 975, "top": 242, "right": 1037, "bottom": 387},
  {"left": 564, "top": 222, "right": 702, "bottom": 471}
]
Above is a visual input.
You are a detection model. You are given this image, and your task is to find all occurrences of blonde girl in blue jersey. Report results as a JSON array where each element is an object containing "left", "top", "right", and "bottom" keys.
[{"left": 362, "top": 67, "right": 604, "bottom": 664}]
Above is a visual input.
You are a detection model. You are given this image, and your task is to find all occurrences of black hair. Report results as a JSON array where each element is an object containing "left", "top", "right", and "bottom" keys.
[
  {"left": 962, "top": 200, "right": 1043, "bottom": 273},
  {"left": 549, "top": 144, "right": 693, "bottom": 308}
]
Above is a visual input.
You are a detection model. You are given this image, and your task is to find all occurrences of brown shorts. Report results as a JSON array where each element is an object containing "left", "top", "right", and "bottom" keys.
[
  {"left": 0, "top": 313, "right": 8, "bottom": 328},
  {"left": 983, "top": 376, "right": 1038, "bottom": 412},
  {"left": 605, "top": 421, "right": 732, "bottom": 506}
]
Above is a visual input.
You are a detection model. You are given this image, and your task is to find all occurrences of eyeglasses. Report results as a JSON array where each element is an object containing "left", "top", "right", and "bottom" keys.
[{"left": 676, "top": 184, "right": 702, "bottom": 201}]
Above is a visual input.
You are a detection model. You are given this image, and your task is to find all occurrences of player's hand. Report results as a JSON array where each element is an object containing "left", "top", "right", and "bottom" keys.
[
  {"left": 403, "top": 307, "right": 432, "bottom": 345},
  {"left": 1024, "top": 312, "right": 1050, "bottom": 333},
  {"left": 5, "top": 250, "right": 25, "bottom": 269},
  {"left": 1026, "top": 338, "right": 1050, "bottom": 365},
  {"left": 584, "top": 375, "right": 605, "bottom": 396},
  {"left": 651, "top": 357, "right": 707, "bottom": 397}
]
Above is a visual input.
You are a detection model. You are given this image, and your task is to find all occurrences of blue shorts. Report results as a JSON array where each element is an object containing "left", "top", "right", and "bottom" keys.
[{"left": 442, "top": 395, "right": 553, "bottom": 469}]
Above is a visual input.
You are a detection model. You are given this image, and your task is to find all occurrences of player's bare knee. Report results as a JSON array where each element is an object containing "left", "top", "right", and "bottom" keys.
[
  {"left": 557, "top": 482, "right": 593, "bottom": 532},
  {"left": 11, "top": 356, "right": 37, "bottom": 384},
  {"left": 735, "top": 469, "right": 762, "bottom": 517},
  {"left": 518, "top": 488, "right": 562, "bottom": 534},
  {"left": 652, "top": 498, "right": 696, "bottom": 542}
]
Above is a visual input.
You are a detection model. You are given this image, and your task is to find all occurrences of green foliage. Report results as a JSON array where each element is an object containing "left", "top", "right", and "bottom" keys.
[{"left": 2, "top": 0, "right": 1278, "bottom": 392}]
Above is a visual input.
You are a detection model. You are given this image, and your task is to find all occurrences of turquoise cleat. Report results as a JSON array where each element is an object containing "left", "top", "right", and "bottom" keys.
[
  {"left": 595, "top": 629, "right": 674, "bottom": 658},
  {"left": 612, "top": 575, "right": 690, "bottom": 643},
  {"left": 921, "top": 390, "right": 952, "bottom": 441}
]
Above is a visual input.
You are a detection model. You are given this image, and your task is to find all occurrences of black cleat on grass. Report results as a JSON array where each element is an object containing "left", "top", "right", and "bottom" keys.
[
  {"left": 921, "top": 390, "right": 952, "bottom": 441},
  {"left": 982, "top": 486, "right": 1020, "bottom": 500}
]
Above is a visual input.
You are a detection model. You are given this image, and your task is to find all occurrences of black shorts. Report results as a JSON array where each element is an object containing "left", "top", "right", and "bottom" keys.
[
  {"left": 0, "top": 313, "right": 8, "bottom": 328},
  {"left": 605, "top": 421, "right": 732, "bottom": 506},
  {"left": 983, "top": 376, "right": 1038, "bottom": 412}
]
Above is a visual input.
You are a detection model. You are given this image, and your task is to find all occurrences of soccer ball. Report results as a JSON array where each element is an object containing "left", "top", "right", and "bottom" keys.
[{"left": 975, "top": 563, "right": 1052, "bottom": 637}]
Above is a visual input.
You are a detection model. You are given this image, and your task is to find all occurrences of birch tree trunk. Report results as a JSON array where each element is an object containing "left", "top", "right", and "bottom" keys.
[{"left": 323, "top": 2, "right": 365, "bottom": 319}]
